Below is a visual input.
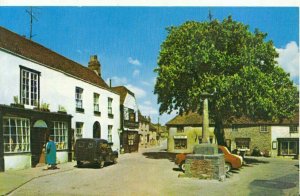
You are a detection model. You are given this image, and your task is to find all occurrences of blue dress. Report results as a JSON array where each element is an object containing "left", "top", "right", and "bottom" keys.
[{"left": 46, "top": 140, "right": 56, "bottom": 165}]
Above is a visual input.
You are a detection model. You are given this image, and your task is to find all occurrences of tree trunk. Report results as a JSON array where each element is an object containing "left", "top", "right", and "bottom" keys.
[{"left": 214, "top": 118, "right": 225, "bottom": 146}]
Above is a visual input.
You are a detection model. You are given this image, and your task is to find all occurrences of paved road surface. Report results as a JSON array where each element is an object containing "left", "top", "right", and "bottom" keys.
[{"left": 9, "top": 143, "right": 299, "bottom": 196}]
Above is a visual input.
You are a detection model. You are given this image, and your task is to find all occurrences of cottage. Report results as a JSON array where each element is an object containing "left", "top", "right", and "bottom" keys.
[
  {"left": 166, "top": 111, "right": 299, "bottom": 157},
  {"left": 112, "top": 86, "right": 139, "bottom": 153},
  {"left": 166, "top": 112, "right": 216, "bottom": 153},
  {"left": 224, "top": 113, "right": 299, "bottom": 157},
  {"left": 0, "top": 27, "right": 120, "bottom": 171}
]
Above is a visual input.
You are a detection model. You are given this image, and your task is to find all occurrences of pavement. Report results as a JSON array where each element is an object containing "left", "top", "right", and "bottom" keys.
[
  {"left": 0, "top": 161, "right": 77, "bottom": 196},
  {"left": 0, "top": 144, "right": 160, "bottom": 196}
]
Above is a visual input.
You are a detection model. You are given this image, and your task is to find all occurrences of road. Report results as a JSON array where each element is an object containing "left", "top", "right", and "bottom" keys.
[{"left": 9, "top": 142, "right": 299, "bottom": 196}]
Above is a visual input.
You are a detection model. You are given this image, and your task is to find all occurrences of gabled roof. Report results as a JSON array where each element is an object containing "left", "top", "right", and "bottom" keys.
[
  {"left": 111, "top": 86, "right": 135, "bottom": 104},
  {"left": 138, "top": 111, "right": 150, "bottom": 123},
  {"left": 166, "top": 112, "right": 208, "bottom": 126},
  {"left": 166, "top": 112, "right": 299, "bottom": 126},
  {"left": 0, "top": 26, "right": 110, "bottom": 90}
]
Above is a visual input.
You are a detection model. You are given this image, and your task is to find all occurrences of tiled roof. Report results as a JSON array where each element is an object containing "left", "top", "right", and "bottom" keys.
[
  {"left": 166, "top": 112, "right": 299, "bottom": 126},
  {"left": 166, "top": 112, "right": 207, "bottom": 126},
  {"left": 0, "top": 26, "right": 110, "bottom": 90},
  {"left": 138, "top": 111, "right": 150, "bottom": 123},
  {"left": 111, "top": 86, "right": 135, "bottom": 104}
]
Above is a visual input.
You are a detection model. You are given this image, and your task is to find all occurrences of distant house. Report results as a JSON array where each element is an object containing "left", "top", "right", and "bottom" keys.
[
  {"left": 166, "top": 111, "right": 299, "bottom": 157},
  {"left": 224, "top": 113, "right": 299, "bottom": 157},
  {"left": 112, "top": 86, "right": 139, "bottom": 153},
  {"left": 166, "top": 112, "right": 216, "bottom": 153},
  {"left": 138, "top": 112, "right": 150, "bottom": 147},
  {"left": 0, "top": 26, "right": 120, "bottom": 171}
]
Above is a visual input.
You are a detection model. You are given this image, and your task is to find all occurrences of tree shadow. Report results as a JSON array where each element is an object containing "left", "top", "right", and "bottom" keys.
[
  {"left": 244, "top": 157, "right": 269, "bottom": 165},
  {"left": 249, "top": 173, "right": 298, "bottom": 195},
  {"left": 142, "top": 151, "right": 177, "bottom": 162}
]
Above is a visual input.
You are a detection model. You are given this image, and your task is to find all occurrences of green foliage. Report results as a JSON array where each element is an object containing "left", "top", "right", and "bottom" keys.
[{"left": 154, "top": 16, "right": 298, "bottom": 124}]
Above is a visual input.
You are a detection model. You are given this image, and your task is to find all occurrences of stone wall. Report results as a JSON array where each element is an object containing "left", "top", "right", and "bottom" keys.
[
  {"left": 184, "top": 154, "right": 225, "bottom": 180},
  {"left": 224, "top": 125, "right": 271, "bottom": 155}
]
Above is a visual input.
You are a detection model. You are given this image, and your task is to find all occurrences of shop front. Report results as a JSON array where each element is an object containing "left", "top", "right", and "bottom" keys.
[{"left": 0, "top": 105, "right": 72, "bottom": 171}]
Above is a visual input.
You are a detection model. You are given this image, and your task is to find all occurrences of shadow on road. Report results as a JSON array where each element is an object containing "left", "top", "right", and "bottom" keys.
[
  {"left": 74, "top": 162, "right": 115, "bottom": 169},
  {"left": 142, "top": 151, "right": 177, "bottom": 162},
  {"left": 244, "top": 157, "right": 269, "bottom": 165},
  {"left": 249, "top": 173, "right": 298, "bottom": 196}
]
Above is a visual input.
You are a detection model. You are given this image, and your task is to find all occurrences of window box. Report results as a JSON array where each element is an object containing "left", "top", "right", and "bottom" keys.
[
  {"left": 76, "top": 107, "right": 85, "bottom": 113},
  {"left": 10, "top": 103, "right": 25, "bottom": 108},
  {"left": 94, "top": 111, "right": 101, "bottom": 116},
  {"left": 108, "top": 113, "right": 114, "bottom": 119}
]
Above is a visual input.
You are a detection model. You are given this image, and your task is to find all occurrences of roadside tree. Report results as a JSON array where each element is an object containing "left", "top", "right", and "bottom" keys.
[{"left": 154, "top": 16, "right": 299, "bottom": 144}]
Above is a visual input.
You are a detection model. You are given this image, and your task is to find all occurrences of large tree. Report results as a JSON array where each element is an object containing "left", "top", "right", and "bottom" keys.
[{"left": 154, "top": 16, "right": 299, "bottom": 145}]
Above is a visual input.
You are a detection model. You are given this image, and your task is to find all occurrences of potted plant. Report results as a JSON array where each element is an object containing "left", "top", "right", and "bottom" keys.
[
  {"left": 10, "top": 96, "right": 25, "bottom": 108},
  {"left": 58, "top": 105, "right": 67, "bottom": 114}
]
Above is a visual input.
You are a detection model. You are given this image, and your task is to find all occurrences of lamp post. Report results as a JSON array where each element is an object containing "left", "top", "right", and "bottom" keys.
[{"left": 200, "top": 92, "right": 214, "bottom": 144}]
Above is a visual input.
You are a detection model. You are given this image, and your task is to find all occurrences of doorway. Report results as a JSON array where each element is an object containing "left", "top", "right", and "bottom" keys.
[
  {"left": 31, "top": 121, "right": 49, "bottom": 167},
  {"left": 93, "top": 121, "right": 101, "bottom": 138}
]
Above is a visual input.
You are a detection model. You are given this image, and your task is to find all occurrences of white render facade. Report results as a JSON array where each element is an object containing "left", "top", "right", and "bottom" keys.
[
  {"left": 0, "top": 31, "right": 120, "bottom": 171},
  {"left": 0, "top": 50, "right": 120, "bottom": 148}
]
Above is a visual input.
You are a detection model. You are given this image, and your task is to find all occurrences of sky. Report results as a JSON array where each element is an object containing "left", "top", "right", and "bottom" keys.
[{"left": 0, "top": 7, "right": 299, "bottom": 125}]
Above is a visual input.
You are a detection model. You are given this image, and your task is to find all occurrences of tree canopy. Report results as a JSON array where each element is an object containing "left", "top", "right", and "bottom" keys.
[{"left": 154, "top": 16, "right": 298, "bottom": 138}]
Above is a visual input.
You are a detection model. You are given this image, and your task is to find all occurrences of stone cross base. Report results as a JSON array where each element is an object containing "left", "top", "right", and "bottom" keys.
[{"left": 185, "top": 154, "right": 225, "bottom": 180}]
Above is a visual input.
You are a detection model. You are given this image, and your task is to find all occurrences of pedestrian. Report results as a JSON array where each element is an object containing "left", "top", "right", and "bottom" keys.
[{"left": 45, "top": 135, "right": 57, "bottom": 169}]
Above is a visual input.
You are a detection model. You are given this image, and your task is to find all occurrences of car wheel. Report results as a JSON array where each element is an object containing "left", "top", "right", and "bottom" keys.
[
  {"left": 225, "top": 162, "right": 232, "bottom": 172},
  {"left": 99, "top": 160, "right": 105, "bottom": 168},
  {"left": 180, "top": 161, "right": 186, "bottom": 172},
  {"left": 77, "top": 161, "right": 83, "bottom": 168},
  {"left": 113, "top": 157, "right": 118, "bottom": 164}
]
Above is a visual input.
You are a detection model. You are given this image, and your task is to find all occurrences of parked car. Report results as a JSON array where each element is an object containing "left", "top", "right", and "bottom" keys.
[
  {"left": 175, "top": 145, "right": 243, "bottom": 172},
  {"left": 74, "top": 138, "right": 118, "bottom": 168}
]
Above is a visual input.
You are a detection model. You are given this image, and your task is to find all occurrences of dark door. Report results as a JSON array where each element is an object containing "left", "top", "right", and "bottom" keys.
[
  {"left": 93, "top": 121, "right": 101, "bottom": 138},
  {"left": 31, "top": 128, "right": 49, "bottom": 167}
]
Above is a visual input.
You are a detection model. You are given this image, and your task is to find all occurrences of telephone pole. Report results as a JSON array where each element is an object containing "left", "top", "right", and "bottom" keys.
[{"left": 26, "top": 7, "right": 38, "bottom": 40}]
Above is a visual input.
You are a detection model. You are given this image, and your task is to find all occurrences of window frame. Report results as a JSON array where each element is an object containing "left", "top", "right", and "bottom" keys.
[
  {"left": 260, "top": 125, "right": 268, "bottom": 133},
  {"left": 75, "top": 122, "right": 83, "bottom": 139},
  {"left": 3, "top": 117, "right": 31, "bottom": 153},
  {"left": 232, "top": 125, "right": 238, "bottom": 132},
  {"left": 289, "top": 125, "right": 298, "bottom": 133},
  {"left": 174, "top": 138, "right": 187, "bottom": 149},
  {"left": 108, "top": 98, "right": 113, "bottom": 118},
  {"left": 20, "top": 65, "right": 40, "bottom": 106},
  {"left": 52, "top": 121, "right": 68, "bottom": 150},
  {"left": 108, "top": 125, "right": 113, "bottom": 143},
  {"left": 75, "top": 87, "right": 84, "bottom": 112}
]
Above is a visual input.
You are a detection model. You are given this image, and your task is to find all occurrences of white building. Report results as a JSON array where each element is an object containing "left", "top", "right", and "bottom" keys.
[
  {"left": 0, "top": 26, "right": 120, "bottom": 171},
  {"left": 112, "top": 86, "right": 139, "bottom": 153}
]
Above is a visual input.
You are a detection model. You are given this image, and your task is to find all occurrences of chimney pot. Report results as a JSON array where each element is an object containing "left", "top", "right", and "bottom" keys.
[{"left": 88, "top": 54, "right": 101, "bottom": 76}]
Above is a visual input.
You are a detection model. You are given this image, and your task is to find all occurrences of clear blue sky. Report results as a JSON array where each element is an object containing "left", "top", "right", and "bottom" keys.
[{"left": 0, "top": 7, "right": 299, "bottom": 124}]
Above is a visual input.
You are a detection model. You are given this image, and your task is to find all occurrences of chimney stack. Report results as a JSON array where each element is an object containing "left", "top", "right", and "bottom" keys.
[{"left": 88, "top": 55, "right": 101, "bottom": 76}]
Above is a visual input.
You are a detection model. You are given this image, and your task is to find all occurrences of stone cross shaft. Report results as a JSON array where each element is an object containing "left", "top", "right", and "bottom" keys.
[{"left": 202, "top": 97, "right": 209, "bottom": 143}]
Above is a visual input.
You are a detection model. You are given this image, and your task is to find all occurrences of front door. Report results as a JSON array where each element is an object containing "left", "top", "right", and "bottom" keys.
[{"left": 31, "top": 128, "right": 49, "bottom": 167}]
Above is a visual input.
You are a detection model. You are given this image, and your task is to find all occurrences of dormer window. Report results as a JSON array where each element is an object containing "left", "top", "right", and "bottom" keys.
[{"left": 20, "top": 66, "right": 40, "bottom": 106}]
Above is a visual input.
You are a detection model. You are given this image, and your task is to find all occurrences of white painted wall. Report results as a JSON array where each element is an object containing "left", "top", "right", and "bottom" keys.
[
  {"left": 0, "top": 50, "right": 120, "bottom": 152},
  {"left": 271, "top": 126, "right": 299, "bottom": 141},
  {"left": 123, "top": 93, "right": 139, "bottom": 128},
  {"left": 4, "top": 155, "right": 31, "bottom": 171}
]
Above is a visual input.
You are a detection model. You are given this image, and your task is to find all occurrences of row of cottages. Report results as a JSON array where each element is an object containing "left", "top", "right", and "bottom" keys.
[
  {"left": 166, "top": 112, "right": 299, "bottom": 157},
  {"left": 138, "top": 113, "right": 159, "bottom": 147},
  {"left": 112, "top": 86, "right": 140, "bottom": 153},
  {"left": 0, "top": 26, "right": 121, "bottom": 171}
]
